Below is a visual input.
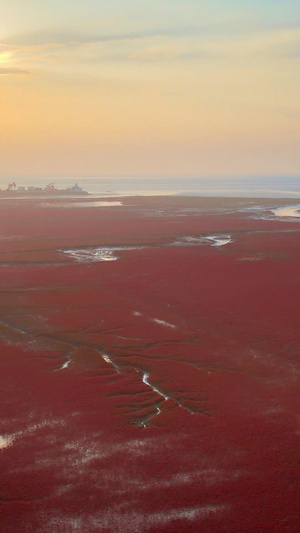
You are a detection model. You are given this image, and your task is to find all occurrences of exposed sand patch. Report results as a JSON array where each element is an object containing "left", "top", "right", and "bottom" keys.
[{"left": 152, "top": 318, "right": 176, "bottom": 329}]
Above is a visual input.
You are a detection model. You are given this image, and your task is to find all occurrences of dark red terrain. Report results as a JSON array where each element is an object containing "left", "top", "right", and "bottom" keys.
[{"left": 0, "top": 197, "right": 299, "bottom": 532}]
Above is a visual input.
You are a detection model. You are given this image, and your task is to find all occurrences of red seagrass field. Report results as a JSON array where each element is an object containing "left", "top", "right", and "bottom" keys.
[{"left": 0, "top": 196, "right": 299, "bottom": 532}]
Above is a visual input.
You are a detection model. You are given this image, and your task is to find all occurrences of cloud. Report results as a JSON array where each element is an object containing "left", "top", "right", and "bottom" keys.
[
  {"left": 244, "top": 28, "right": 300, "bottom": 59},
  {"left": 2, "top": 25, "right": 300, "bottom": 74},
  {"left": 0, "top": 67, "right": 30, "bottom": 75},
  {"left": 129, "top": 45, "right": 191, "bottom": 61},
  {"left": 274, "top": 38, "right": 300, "bottom": 58},
  {"left": 4, "top": 27, "right": 206, "bottom": 48},
  {"left": 128, "top": 45, "right": 215, "bottom": 62},
  {"left": 5, "top": 18, "right": 300, "bottom": 49},
  {"left": 0, "top": 27, "right": 215, "bottom": 68}
]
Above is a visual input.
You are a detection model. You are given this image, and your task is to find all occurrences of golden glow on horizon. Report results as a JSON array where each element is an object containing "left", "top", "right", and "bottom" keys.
[
  {"left": 0, "top": 52, "right": 14, "bottom": 63},
  {"left": 0, "top": 1, "right": 299, "bottom": 177}
]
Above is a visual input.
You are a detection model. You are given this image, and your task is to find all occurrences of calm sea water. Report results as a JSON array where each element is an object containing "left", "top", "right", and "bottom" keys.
[{"left": 1, "top": 176, "right": 300, "bottom": 198}]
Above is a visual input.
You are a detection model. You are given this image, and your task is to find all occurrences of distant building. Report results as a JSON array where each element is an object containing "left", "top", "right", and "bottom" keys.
[
  {"left": 72, "top": 183, "right": 83, "bottom": 192},
  {"left": 67, "top": 183, "right": 83, "bottom": 192},
  {"left": 18, "top": 186, "right": 26, "bottom": 191}
]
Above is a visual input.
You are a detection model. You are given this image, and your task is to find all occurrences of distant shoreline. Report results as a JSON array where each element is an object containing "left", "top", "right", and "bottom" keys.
[
  {"left": 1, "top": 195, "right": 300, "bottom": 208},
  {"left": 1, "top": 176, "right": 300, "bottom": 199},
  {"left": 0, "top": 191, "right": 89, "bottom": 198}
]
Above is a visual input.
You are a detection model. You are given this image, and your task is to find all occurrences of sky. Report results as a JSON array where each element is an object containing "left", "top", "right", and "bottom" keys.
[{"left": 1, "top": 0, "right": 300, "bottom": 178}]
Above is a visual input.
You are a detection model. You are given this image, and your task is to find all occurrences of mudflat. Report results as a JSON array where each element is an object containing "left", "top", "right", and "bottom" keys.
[{"left": 0, "top": 196, "right": 299, "bottom": 532}]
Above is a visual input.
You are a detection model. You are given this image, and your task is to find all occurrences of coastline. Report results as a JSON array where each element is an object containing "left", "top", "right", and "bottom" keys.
[
  {"left": 2, "top": 193, "right": 300, "bottom": 207},
  {"left": 0, "top": 191, "right": 90, "bottom": 199},
  {"left": 1, "top": 175, "right": 300, "bottom": 200},
  {"left": 116, "top": 195, "right": 300, "bottom": 208}
]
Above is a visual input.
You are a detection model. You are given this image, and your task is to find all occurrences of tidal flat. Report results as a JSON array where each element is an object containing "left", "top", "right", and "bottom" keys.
[{"left": 0, "top": 196, "right": 299, "bottom": 532}]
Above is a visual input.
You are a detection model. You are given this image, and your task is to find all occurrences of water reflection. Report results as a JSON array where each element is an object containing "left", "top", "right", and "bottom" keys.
[
  {"left": 72, "top": 201, "right": 122, "bottom": 207},
  {"left": 271, "top": 205, "right": 300, "bottom": 218},
  {"left": 61, "top": 234, "right": 233, "bottom": 263},
  {"left": 62, "top": 246, "right": 145, "bottom": 262}
]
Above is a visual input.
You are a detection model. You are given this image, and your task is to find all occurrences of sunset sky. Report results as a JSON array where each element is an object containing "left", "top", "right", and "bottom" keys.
[{"left": 1, "top": 0, "right": 300, "bottom": 177}]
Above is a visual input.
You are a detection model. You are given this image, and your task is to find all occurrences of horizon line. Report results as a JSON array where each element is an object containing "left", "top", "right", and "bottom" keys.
[{"left": 0, "top": 174, "right": 300, "bottom": 180}]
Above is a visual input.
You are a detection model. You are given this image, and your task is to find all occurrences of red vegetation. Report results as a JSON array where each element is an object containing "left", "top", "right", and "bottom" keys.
[{"left": 0, "top": 197, "right": 299, "bottom": 532}]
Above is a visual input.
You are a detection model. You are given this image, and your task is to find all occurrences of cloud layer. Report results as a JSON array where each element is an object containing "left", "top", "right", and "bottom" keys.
[
  {"left": 0, "top": 67, "right": 30, "bottom": 75},
  {"left": 1, "top": 1, "right": 299, "bottom": 176}
]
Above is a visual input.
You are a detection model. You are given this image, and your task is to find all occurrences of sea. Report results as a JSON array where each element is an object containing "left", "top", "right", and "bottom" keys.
[{"left": 1, "top": 175, "right": 300, "bottom": 198}]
